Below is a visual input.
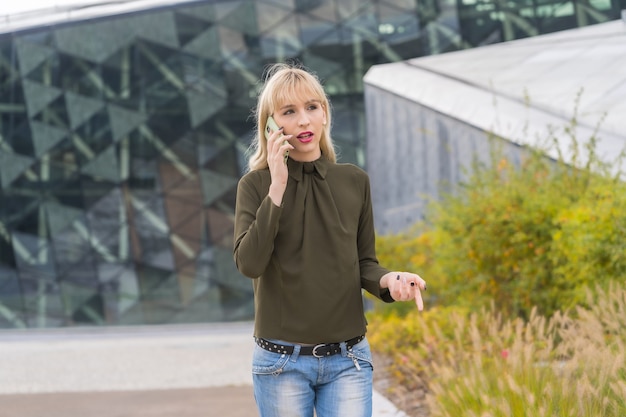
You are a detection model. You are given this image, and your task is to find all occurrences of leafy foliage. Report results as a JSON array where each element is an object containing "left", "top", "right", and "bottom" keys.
[{"left": 375, "top": 109, "right": 626, "bottom": 319}]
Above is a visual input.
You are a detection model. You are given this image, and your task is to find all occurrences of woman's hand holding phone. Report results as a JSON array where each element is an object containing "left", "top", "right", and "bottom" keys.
[{"left": 265, "top": 116, "right": 293, "bottom": 206}]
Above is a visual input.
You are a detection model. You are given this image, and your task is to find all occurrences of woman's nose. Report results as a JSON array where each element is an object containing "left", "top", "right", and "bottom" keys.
[{"left": 298, "top": 114, "right": 310, "bottom": 127}]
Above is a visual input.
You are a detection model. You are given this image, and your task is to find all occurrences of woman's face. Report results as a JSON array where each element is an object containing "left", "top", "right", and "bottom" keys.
[{"left": 272, "top": 92, "right": 326, "bottom": 163}]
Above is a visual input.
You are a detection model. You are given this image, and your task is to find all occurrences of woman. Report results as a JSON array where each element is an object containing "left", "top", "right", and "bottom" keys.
[{"left": 233, "top": 62, "right": 426, "bottom": 417}]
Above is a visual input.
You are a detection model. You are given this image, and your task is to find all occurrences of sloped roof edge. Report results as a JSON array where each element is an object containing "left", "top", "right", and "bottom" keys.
[
  {"left": 365, "top": 20, "right": 626, "bottom": 177},
  {"left": 1, "top": 0, "right": 202, "bottom": 34}
]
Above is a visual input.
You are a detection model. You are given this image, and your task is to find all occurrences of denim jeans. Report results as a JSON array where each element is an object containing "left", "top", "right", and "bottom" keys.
[{"left": 252, "top": 337, "right": 374, "bottom": 417}]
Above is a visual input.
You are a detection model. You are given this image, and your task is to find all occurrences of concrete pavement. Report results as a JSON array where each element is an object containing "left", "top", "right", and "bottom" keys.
[{"left": 0, "top": 322, "right": 407, "bottom": 416}]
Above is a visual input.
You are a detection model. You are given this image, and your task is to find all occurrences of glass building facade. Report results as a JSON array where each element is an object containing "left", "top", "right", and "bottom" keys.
[{"left": 1, "top": 0, "right": 624, "bottom": 328}]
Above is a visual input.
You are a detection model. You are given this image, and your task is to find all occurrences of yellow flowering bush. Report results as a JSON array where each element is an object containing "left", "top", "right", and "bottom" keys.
[{"left": 375, "top": 117, "right": 626, "bottom": 319}]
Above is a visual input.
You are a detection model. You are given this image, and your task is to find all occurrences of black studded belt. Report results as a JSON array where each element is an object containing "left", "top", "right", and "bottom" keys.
[{"left": 255, "top": 335, "right": 365, "bottom": 358}]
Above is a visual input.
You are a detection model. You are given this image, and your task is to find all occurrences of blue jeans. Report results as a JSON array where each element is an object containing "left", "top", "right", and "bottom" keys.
[{"left": 252, "top": 337, "right": 374, "bottom": 417}]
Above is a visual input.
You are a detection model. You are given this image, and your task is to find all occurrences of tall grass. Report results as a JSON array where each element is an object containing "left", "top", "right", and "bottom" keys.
[{"left": 368, "top": 283, "right": 626, "bottom": 416}]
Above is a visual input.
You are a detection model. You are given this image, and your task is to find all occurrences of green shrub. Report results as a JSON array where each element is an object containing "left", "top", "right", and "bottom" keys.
[{"left": 375, "top": 109, "right": 626, "bottom": 319}]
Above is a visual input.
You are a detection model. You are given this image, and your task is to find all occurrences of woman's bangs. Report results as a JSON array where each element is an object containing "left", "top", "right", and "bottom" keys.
[{"left": 272, "top": 77, "right": 324, "bottom": 111}]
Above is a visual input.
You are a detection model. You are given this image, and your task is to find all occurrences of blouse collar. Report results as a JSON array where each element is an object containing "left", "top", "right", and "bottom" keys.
[{"left": 287, "top": 156, "right": 329, "bottom": 182}]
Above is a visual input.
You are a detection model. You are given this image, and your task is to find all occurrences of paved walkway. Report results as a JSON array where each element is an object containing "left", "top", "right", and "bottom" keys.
[{"left": 0, "top": 322, "right": 406, "bottom": 417}]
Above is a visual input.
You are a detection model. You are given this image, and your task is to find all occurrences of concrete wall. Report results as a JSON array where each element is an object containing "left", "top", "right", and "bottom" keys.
[{"left": 364, "top": 84, "right": 523, "bottom": 235}]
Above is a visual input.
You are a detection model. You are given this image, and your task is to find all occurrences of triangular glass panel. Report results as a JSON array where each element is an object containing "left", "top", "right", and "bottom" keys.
[
  {"left": 255, "top": 2, "right": 293, "bottom": 33},
  {"left": 219, "top": 0, "right": 259, "bottom": 36},
  {"left": 178, "top": 2, "right": 218, "bottom": 22},
  {"left": 183, "top": 26, "right": 221, "bottom": 60},
  {"left": 54, "top": 18, "right": 135, "bottom": 63},
  {"left": 197, "top": 142, "right": 222, "bottom": 167},
  {"left": 174, "top": 13, "right": 213, "bottom": 47},
  {"left": 0, "top": 151, "right": 34, "bottom": 189},
  {"left": 133, "top": 10, "right": 180, "bottom": 50},
  {"left": 157, "top": 160, "right": 199, "bottom": 197},
  {"left": 186, "top": 89, "right": 227, "bottom": 128},
  {"left": 260, "top": 15, "right": 303, "bottom": 59},
  {"left": 214, "top": 1, "right": 244, "bottom": 20},
  {"left": 164, "top": 197, "right": 204, "bottom": 236},
  {"left": 80, "top": 176, "right": 119, "bottom": 215},
  {"left": 203, "top": 144, "right": 238, "bottom": 177},
  {"left": 22, "top": 80, "right": 63, "bottom": 118},
  {"left": 44, "top": 201, "right": 85, "bottom": 236},
  {"left": 199, "top": 169, "right": 239, "bottom": 206},
  {"left": 82, "top": 145, "right": 120, "bottom": 183},
  {"left": 65, "top": 92, "right": 105, "bottom": 130},
  {"left": 134, "top": 228, "right": 176, "bottom": 270},
  {"left": 107, "top": 104, "right": 146, "bottom": 142},
  {"left": 15, "top": 39, "right": 56, "bottom": 78},
  {"left": 217, "top": 26, "right": 247, "bottom": 56},
  {"left": 29, "top": 121, "right": 67, "bottom": 158}
]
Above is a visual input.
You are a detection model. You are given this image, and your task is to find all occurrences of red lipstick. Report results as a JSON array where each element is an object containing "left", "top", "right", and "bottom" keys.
[{"left": 297, "top": 131, "right": 314, "bottom": 143}]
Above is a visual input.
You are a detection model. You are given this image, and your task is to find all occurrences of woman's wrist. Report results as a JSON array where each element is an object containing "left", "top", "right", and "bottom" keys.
[
  {"left": 379, "top": 272, "right": 393, "bottom": 289},
  {"left": 268, "top": 183, "right": 286, "bottom": 207}
]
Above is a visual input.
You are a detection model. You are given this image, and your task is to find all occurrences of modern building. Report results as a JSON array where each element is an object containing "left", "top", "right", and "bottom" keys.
[
  {"left": 365, "top": 18, "right": 626, "bottom": 234},
  {"left": 1, "top": 0, "right": 624, "bottom": 328}
]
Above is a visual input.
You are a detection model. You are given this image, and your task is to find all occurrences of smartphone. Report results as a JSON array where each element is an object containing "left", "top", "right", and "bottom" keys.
[{"left": 265, "top": 116, "right": 289, "bottom": 164}]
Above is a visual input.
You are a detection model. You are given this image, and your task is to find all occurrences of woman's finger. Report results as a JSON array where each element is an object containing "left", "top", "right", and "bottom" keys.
[{"left": 414, "top": 288, "right": 424, "bottom": 311}]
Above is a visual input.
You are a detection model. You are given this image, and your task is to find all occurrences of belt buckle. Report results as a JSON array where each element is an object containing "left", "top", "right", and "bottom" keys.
[{"left": 311, "top": 343, "right": 326, "bottom": 358}]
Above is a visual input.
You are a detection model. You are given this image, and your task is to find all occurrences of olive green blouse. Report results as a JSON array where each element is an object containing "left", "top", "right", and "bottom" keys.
[{"left": 233, "top": 156, "right": 393, "bottom": 344}]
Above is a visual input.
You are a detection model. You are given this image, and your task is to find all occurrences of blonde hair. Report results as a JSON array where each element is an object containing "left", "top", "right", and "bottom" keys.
[{"left": 247, "top": 63, "right": 336, "bottom": 171}]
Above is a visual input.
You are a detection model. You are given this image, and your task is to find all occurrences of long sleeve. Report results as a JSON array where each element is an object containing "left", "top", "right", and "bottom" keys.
[
  {"left": 357, "top": 174, "right": 394, "bottom": 302},
  {"left": 233, "top": 171, "right": 282, "bottom": 279}
]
